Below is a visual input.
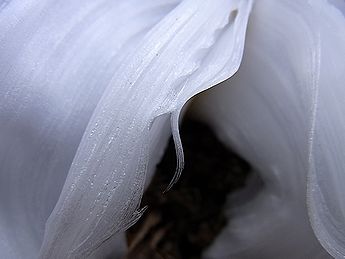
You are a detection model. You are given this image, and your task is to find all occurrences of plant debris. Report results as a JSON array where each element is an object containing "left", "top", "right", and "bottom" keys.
[{"left": 125, "top": 118, "right": 251, "bottom": 259}]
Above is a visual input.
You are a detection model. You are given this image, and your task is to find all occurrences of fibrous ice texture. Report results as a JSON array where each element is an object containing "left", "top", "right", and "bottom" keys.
[{"left": 0, "top": 0, "right": 345, "bottom": 258}]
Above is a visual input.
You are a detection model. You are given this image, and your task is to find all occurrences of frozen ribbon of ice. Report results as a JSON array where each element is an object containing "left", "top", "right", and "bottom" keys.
[
  {"left": 0, "top": 0, "right": 252, "bottom": 258},
  {"left": 192, "top": 0, "right": 345, "bottom": 258},
  {"left": 0, "top": 0, "right": 182, "bottom": 258},
  {"left": 2, "top": 0, "right": 345, "bottom": 258}
]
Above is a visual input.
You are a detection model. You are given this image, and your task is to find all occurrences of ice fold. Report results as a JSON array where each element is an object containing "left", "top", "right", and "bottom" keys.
[
  {"left": 0, "top": 0, "right": 179, "bottom": 258},
  {"left": 192, "top": 0, "right": 345, "bottom": 258},
  {"left": 38, "top": 0, "right": 252, "bottom": 258}
]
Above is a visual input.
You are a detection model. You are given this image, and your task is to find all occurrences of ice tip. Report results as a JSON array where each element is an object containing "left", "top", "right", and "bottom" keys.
[{"left": 163, "top": 110, "right": 185, "bottom": 193}]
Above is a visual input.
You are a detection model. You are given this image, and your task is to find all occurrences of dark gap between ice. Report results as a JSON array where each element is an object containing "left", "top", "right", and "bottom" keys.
[{"left": 125, "top": 118, "right": 253, "bottom": 259}]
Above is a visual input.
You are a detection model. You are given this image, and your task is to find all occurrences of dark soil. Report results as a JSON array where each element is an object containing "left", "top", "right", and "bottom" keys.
[{"left": 125, "top": 118, "right": 251, "bottom": 259}]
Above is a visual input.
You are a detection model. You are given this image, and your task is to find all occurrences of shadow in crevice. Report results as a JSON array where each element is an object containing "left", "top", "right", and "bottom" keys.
[{"left": 125, "top": 117, "right": 257, "bottom": 259}]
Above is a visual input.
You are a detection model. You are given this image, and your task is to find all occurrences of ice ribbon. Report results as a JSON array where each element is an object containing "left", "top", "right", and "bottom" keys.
[
  {"left": 193, "top": 0, "right": 345, "bottom": 258},
  {"left": 1, "top": 0, "right": 345, "bottom": 258},
  {"left": 0, "top": 0, "right": 252, "bottom": 258}
]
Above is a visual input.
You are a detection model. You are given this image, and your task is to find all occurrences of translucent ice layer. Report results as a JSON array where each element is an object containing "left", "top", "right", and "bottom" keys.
[{"left": 1, "top": 0, "right": 345, "bottom": 258}]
